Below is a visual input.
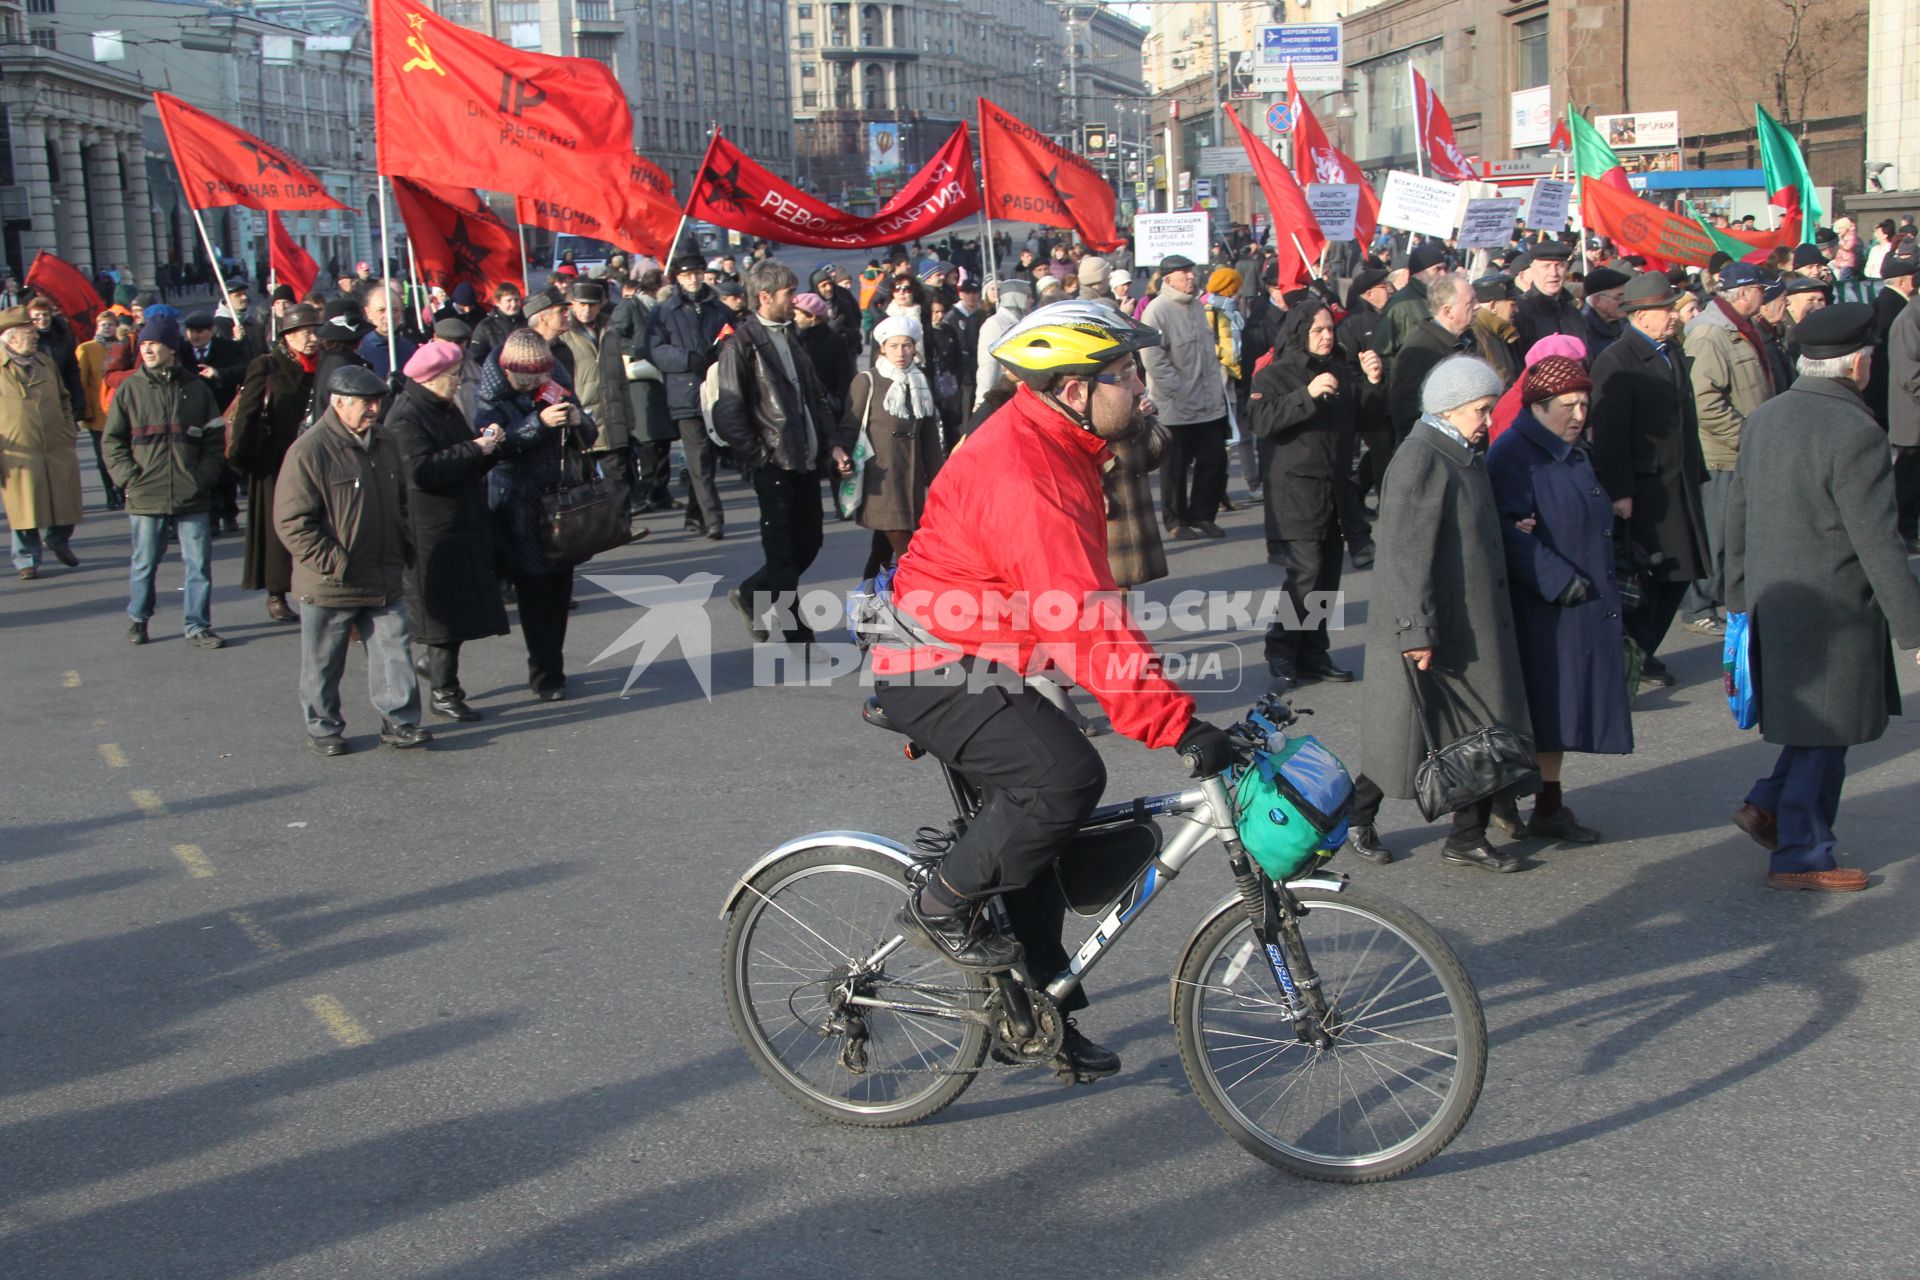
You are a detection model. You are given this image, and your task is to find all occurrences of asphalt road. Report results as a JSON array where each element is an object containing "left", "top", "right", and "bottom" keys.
[{"left": 3, "top": 448, "right": 1918, "bottom": 1279}]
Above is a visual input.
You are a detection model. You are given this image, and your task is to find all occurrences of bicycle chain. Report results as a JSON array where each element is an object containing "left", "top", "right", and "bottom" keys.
[{"left": 811, "top": 979, "right": 1064, "bottom": 1077}]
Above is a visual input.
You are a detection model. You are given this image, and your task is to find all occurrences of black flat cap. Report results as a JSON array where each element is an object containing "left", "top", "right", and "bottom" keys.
[
  {"left": 327, "top": 364, "right": 389, "bottom": 398},
  {"left": 1583, "top": 267, "right": 1631, "bottom": 294},
  {"left": 522, "top": 290, "right": 563, "bottom": 319},
  {"left": 433, "top": 317, "right": 473, "bottom": 342},
  {"left": 1157, "top": 254, "right": 1197, "bottom": 273},
  {"left": 1473, "top": 274, "right": 1519, "bottom": 303},
  {"left": 1530, "top": 240, "right": 1573, "bottom": 261},
  {"left": 1352, "top": 267, "right": 1391, "bottom": 294},
  {"left": 567, "top": 281, "right": 606, "bottom": 304},
  {"left": 1879, "top": 247, "right": 1920, "bottom": 280},
  {"left": 184, "top": 311, "right": 214, "bottom": 329},
  {"left": 669, "top": 255, "right": 706, "bottom": 275},
  {"left": 1621, "top": 271, "right": 1682, "bottom": 311},
  {"left": 1792, "top": 243, "right": 1827, "bottom": 268},
  {"left": 1795, "top": 302, "right": 1873, "bottom": 358},
  {"left": 1408, "top": 242, "right": 1449, "bottom": 274},
  {"left": 714, "top": 280, "right": 746, "bottom": 298},
  {"left": 1783, "top": 276, "right": 1831, "bottom": 297}
]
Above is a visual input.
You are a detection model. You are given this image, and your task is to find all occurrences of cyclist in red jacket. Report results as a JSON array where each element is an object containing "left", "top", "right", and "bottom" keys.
[{"left": 862, "top": 302, "right": 1236, "bottom": 1081}]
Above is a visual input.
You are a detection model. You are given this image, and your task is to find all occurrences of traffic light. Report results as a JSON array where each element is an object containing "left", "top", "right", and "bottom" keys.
[{"left": 1083, "top": 124, "right": 1110, "bottom": 159}]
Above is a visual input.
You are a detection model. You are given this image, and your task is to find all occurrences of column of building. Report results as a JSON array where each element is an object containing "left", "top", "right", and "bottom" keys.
[
  {"left": 55, "top": 124, "right": 87, "bottom": 265},
  {"left": 84, "top": 129, "right": 130, "bottom": 277},
  {"left": 15, "top": 117, "right": 59, "bottom": 267}
]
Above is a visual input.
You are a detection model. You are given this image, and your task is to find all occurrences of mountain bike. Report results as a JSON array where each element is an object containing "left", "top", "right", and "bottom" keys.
[{"left": 720, "top": 694, "right": 1486, "bottom": 1183}]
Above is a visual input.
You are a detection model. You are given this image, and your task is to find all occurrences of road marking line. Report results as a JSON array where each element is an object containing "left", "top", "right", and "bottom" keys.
[
  {"left": 226, "top": 910, "right": 284, "bottom": 954},
  {"left": 304, "top": 995, "right": 373, "bottom": 1047},
  {"left": 99, "top": 743, "right": 128, "bottom": 768},
  {"left": 171, "top": 844, "right": 214, "bottom": 878},
  {"left": 62, "top": 670, "right": 82, "bottom": 688},
  {"left": 130, "top": 789, "right": 169, "bottom": 817}
]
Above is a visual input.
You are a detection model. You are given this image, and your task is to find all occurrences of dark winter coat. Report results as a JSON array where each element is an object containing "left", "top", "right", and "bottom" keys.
[
  {"left": 310, "top": 344, "right": 372, "bottom": 427},
  {"left": 1487, "top": 409, "right": 1633, "bottom": 755},
  {"left": 273, "top": 408, "right": 412, "bottom": 609},
  {"left": 1862, "top": 282, "right": 1908, "bottom": 427},
  {"left": 33, "top": 315, "right": 86, "bottom": 421},
  {"left": 1726, "top": 376, "right": 1920, "bottom": 747},
  {"left": 179, "top": 335, "right": 249, "bottom": 405},
  {"left": 711, "top": 313, "right": 834, "bottom": 474},
  {"left": 1579, "top": 306, "right": 1623, "bottom": 365},
  {"left": 1371, "top": 277, "right": 1430, "bottom": 366},
  {"left": 1388, "top": 318, "right": 1473, "bottom": 440},
  {"left": 385, "top": 378, "right": 510, "bottom": 645},
  {"left": 1249, "top": 306, "right": 1384, "bottom": 543},
  {"left": 100, "top": 363, "right": 226, "bottom": 516},
  {"left": 1589, "top": 324, "right": 1710, "bottom": 582},
  {"left": 1514, "top": 287, "right": 1585, "bottom": 355},
  {"left": 467, "top": 307, "right": 526, "bottom": 364},
  {"left": 646, "top": 284, "right": 729, "bottom": 421},
  {"left": 797, "top": 321, "right": 855, "bottom": 423},
  {"left": 477, "top": 349, "right": 585, "bottom": 579},
  {"left": 609, "top": 294, "right": 675, "bottom": 444},
  {"left": 1360, "top": 418, "right": 1533, "bottom": 799},
  {"left": 833, "top": 368, "right": 944, "bottom": 531},
  {"left": 227, "top": 346, "right": 315, "bottom": 593}
]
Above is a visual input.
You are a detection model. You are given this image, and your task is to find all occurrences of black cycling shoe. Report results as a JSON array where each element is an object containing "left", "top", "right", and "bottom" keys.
[
  {"left": 1345, "top": 823, "right": 1394, "bottom": 864},
  {"left": 1052, "top": 1018, "right": 1121, "bottom": 1083},
  {"left": 894, "top": 901, "right": 1023, "bottom": 971}
]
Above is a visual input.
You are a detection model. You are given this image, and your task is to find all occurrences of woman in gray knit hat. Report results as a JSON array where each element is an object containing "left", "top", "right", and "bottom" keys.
[{"left": 1343, "top": 355, "right": 1538, "bottom": 873}]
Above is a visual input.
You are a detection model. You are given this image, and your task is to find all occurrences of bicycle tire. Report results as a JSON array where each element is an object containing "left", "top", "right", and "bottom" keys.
[
  {"left": 1173, "top": 884, "right": 1486, "bottom": 1182},
  {"left": 722, "top": 844, "right": 990, "bottom": 1128}
]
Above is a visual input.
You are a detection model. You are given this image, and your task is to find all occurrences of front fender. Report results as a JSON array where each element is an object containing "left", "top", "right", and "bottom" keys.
[
  {"left": 1167, "top": 876, "right": 1348, "bottom": 1022},
  {"left": 718, "top": 830, "right": 921, "bottom": 919}
]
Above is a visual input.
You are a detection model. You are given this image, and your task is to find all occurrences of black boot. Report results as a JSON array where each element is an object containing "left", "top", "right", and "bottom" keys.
[
  {"left": 894, "top": 898, "right": 1022, "bottom": 971},
  {"left": 1052, "top": 1018, "right": 1121, "bottom": 1083},
  {"left": 1489, "top": 796, "right": 1531, "bottom": 839},
  {"left": 1345, "top": 823, "right": 1393, "bottom": 864}
]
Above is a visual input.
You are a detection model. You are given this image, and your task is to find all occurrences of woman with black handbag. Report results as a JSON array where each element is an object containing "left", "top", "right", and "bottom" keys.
[
  {"left": 479, "top": 329, "right": 590, "bottom": 703},
  {"left": 1345, "top": 354, "right": 1539, "bottom": 873}
]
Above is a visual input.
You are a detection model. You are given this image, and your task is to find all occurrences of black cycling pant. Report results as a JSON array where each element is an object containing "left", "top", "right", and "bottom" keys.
[{"left": 875, "top": 672, "right": 1107, "bottom": 1008}]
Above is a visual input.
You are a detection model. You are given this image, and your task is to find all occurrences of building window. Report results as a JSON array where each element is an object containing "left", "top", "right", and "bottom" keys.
[
  {"left": 440, "top": 0, "right": 483, "bottom": 24},
  {"left": 497, "top": 0, "right": 537, "bottom": 23},
  {"left": 578, "top": 31, "right": 616, "bottom": 71},
  {"left": 803, "top": 91, "right": 819, "bottom": 108},
  {"left": 798, "top": 31, "right": 812, "bottom": 47},
  {"left": 798, "top": 2, "right": 812, "bottom": 15},
  {"left": 1353, "top": 42, "right": 1441, "bottom": 166},
  {"left": 576, "top": 0, "right": 611, "bottom": 20},
  {"left": 801, "top": 61, "right": 816, "bottom": 77},
  {"left": 1515, "top": 15, "right": 1548, "bottom": 89},
  {"left": 29, "top": 27, "right": 56, "bottom": 46}
]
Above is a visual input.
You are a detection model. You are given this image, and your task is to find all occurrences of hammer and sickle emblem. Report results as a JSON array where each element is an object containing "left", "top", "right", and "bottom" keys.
[{"left": 403, "top": 12, "right": 446, "bottom": 76}]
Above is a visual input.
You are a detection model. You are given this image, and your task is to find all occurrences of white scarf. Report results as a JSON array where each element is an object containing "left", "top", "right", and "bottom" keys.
[{"left": 872, "top": 352, "right": 934, "bottom": 421}]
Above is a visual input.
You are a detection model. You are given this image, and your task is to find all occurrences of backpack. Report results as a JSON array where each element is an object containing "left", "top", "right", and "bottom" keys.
[{"left": 698, "top": 324, "right": 736, "bottom": 447}]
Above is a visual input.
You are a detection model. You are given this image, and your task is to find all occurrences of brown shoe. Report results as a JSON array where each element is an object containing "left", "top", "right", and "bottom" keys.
[
  {"left": 17, "top": 566, "right": 37, "bottom": 580},
  {"left": 1731, "top": 803, "right": 1779, "bottom": 852},
  {"left": 266, "top": 593, "right": 296, "bottom": 622},
  {"left": 1765, "top": 867, "right": 1868, "bottom": 892}
]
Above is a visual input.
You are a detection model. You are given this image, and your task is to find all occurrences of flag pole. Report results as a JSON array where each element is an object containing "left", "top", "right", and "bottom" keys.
[
  {"left": 1409, "top": 63, "right": 1425, "bottom": 179},
  {"left": 1290, "top": 232, "right": 1321, "bottom": 281},
  {"left": 377, "top": 173, "right": 395, "bottom": 295},
  {"left": 188, "top": 207, "right": 233, "bottom": 317},
  {"left": 517, "top": 224, "right": 531, "bottom": 292},
  {"left": 669, "top": 128, "right": 722, "bottom": 265},
  {"left": 975, "top": 106, "right": 998, "bottom": 280},
  {"left": 405, "top": 235, "right": 428, "bottom": 332}
]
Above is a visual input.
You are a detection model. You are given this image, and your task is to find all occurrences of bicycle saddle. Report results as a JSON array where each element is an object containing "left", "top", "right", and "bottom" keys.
[{"left": 861, "top": 696, "right": 906, "bottom": 735}]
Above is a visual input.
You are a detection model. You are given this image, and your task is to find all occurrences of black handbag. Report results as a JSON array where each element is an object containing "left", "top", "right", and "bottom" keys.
[
  {"left": 1403, "top": 659, "right": 1539, "bottom": 822},
  {"left": 538, "top": 437, "right": 630, "bottom": 568}
]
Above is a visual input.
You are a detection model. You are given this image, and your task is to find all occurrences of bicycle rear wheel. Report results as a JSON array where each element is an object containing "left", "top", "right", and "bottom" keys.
[
  {"left": 722, "top": 844, "right": 990, "bottom": 1127},
  {"left": 1173, "top": 885, "right": 1486, "bottom": 1182}
]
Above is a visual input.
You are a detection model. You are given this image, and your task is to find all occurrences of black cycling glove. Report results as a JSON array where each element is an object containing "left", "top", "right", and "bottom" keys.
[{"left": 1176, "top": 719, "right": 1237, "bottom": 778}]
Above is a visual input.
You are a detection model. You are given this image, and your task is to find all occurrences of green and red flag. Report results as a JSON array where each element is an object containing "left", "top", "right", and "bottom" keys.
[
  {"left": 1568, "top": 108, "right": 1631, "bottom": 194},
  {"left": 1755, "top": 105, "right": 1821, "bottom": 243}
]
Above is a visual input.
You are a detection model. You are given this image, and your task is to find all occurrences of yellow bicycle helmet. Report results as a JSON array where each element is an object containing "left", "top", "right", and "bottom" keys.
[{"left": 989, "top": 301, "right": 1163, "bottom": 387}]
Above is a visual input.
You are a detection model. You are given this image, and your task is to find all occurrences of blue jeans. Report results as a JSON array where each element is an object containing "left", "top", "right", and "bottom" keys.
[
  {"left": 1747, "top": 745, "right": 1848, "bottom": 873},
  {"left": 128, "top": 513, "right": 213, "bottom": 634},
  {"left": 11, "top": 524, "right": 74, "bottom": 570}
]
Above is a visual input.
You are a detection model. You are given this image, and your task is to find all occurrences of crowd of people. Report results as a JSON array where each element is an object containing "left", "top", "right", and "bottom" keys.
[{"left": 4, "top": 204, "right": 1918, "bottom": 897}]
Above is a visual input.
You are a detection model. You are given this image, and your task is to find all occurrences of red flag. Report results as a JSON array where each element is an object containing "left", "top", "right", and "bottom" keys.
[
  {"left": 977, "top": 98, "right": 1122, "bottom": 253},
  {"left": 1578, "top": 178, "right": 1722, "bottom": 268},
  {"left": 1287, "top": 66, "right": 1380, "bottom": 247},
  {"left": 687, "top": 125, "right": 981, "bottom": 250},
  {"left": 391, "top": 177, "right": 525, "bottom": 303},
  {"left": 517, "top": 154, "right": 682, "bottom": 260},
  {"left": 1411, "top": 68, "right": 1478, "bottom": 182},
  {"left": 1549, "top": 118, "right": 1572, "bottom": 153},
  {"left": 267, "top": 212, "right": 318, "bottom": 299},
  {"left": 1225, "top": 105, "right": 1323, "bottom": 292},
  {"left": 371, "top": 0, "right": 633, "bottom": 230},
  {"left": 152, "top": 91, "right": 346, "bottom": 212},
  {"left": 24, "top": 252, "right": 100, "bottom": 328}
]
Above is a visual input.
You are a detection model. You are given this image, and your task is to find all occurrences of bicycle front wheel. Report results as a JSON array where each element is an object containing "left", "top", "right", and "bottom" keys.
[
  {"left": 1173, "top": 885, "right": 1486, "bottom": 1182},
  {"left": 723, "top": 844, "right": 990, "bottom": 1128}
]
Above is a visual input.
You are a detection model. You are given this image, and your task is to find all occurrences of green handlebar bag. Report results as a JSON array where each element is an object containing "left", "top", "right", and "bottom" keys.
[{"left": 1232, "top": 734, "right": 1355, "bottom": 882}]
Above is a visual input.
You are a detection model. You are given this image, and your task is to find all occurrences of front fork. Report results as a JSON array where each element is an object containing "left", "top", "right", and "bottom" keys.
[{"left": 1230, "top": 851, "right": 1334, "bottom": 1049}]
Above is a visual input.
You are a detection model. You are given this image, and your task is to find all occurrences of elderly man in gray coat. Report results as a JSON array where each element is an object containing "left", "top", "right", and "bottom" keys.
[
  {"left": 1725, "top": 303, "right": 1920, "bottom": 892},
  {"left": 1346, "top": 355, "right": 1536, "bottom": 873},
  {"left": 1141, "top": 254, "right": 1230, "bottom": 540}
]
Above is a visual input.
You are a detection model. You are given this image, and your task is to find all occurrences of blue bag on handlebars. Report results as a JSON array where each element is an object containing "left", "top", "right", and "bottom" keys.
[{"left": 1232, "top": 735, "right": 1354, "bottom": 882}]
